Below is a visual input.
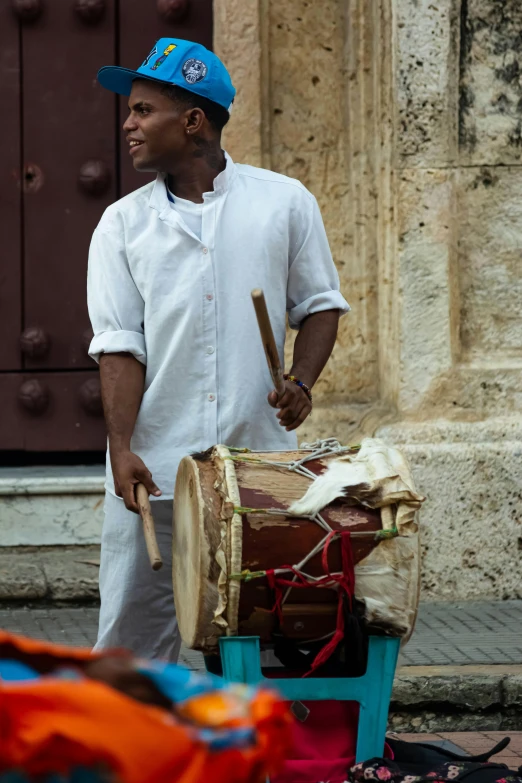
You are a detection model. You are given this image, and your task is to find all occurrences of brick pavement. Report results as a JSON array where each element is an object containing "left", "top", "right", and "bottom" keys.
[
  {"left": 400, "top": 601, "right": 522, "bottom": 666},
  {"left": 1, "top": 601, "right": 521, "bottom": 667},
  {"left": 0, "top": 607, "right": 99, "bottom": 649},
  {"left": 0, "top": 606, "right": 203, "bottom": 668}
]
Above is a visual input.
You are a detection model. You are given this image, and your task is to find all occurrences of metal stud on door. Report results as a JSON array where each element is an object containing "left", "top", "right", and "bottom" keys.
[
  {"left": 78, "top": 378, "right": 103, "bottom": 417},
  {"left": 20, "top": 327, "right": 50, "bottom": 359},
  {"left": 11, "top": 0, "right": 43, "bottom": 23},
  {"left": 157, "top": 0, "right": 190, "bottom": 23},
  {"left": 78, "top": 160, "right": 111, "bottom": 197},
  {"left": 18, "top": 379, "right": 50, "bottom": 415},
  {"left": 73, "top": 0, "right": 105, "bottom": 24}
]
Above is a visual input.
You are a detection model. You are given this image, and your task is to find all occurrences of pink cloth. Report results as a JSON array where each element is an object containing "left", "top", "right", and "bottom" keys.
[{"left": 272, "top": 701, "right": 392, "bottom": 783}]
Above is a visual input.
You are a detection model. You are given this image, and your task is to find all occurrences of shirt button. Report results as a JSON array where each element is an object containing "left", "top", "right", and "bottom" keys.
[
  {"left": 206, "top": 346, "right": 215, "bottom": 355},
  {"left": 206, "top": 294, "right": 214, "bottom": 301},
  {"left": 208, "top": 393, "right": 216, "bottom": 402},
  {"left": 202, "top": 247, "right": 208, "bottom": 254}
]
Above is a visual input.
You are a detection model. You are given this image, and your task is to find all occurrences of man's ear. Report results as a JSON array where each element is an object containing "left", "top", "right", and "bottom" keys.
[{"left": 185, "top": 108, "right": 205, "bottom": 135}]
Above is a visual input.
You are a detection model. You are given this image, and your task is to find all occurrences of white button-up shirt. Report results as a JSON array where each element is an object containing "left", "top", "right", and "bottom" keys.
[{"left": 87, "top": 153, "right": 350, "bottom": 499}]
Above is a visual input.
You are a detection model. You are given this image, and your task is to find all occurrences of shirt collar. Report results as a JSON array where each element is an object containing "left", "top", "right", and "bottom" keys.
[
  {"left": 149, "top": 151, "right": 236, "bottom": 214},
  {"left": 211, "top": 150, "right": 236, "bottom": 195}
]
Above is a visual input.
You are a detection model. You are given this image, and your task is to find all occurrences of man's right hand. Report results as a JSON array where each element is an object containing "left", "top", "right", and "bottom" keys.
[{"left": 110, "top": 449, "right": 161, "bottom": 513}]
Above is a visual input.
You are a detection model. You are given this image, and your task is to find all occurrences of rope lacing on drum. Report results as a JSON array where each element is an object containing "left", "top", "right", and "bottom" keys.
[
  {"left": 229, "top": 438, "right": 398, "bottom": 590},
  {"left": 226, "top": 438, "right": 400, "bottom": 675}
]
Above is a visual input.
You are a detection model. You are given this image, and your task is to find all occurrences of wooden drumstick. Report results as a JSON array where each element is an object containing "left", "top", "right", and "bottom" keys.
[
  {"left": 136, "top": 483, "right": 163, "bottom": 571},
  {"left": 251, "top": 289, "right": 286, "bottom": 397}
]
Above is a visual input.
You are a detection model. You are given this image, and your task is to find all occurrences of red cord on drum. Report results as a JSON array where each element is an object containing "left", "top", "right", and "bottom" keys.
[{"left": 266, "top": 531, "right": 355, "bottom": 677}]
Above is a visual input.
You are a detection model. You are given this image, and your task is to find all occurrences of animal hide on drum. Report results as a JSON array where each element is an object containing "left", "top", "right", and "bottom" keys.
[{"left": 289, "top": 438, "right": 425, "bottom": 639}]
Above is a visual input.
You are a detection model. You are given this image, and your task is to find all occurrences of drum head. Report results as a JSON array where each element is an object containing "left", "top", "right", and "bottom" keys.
[
  {"left": 172, "top": 457, "right": 207, "bottom": 648},
  {"left": 173, "top": 456, "right": 220, "bottom": 649}
]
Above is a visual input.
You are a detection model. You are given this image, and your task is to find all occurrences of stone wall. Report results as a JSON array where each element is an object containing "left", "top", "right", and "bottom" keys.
[
  {"left": 215, "top": 0, "right": 390, "bottom": 422},
  {"left": 214, "top": 0, "right": 522, "bottom": 600}
]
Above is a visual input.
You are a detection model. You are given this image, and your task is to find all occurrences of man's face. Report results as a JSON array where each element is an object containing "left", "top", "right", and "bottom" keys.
[{"left": 123, "top": 80, "right": 188, "bottom": 172}]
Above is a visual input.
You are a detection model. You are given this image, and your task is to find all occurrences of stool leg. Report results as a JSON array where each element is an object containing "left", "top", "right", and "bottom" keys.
[
  {"left": 218, "top": 638, "right": 269, "bottom": 783},
  {"left": 219, "top": 636, "right": 263, "bottom": 685},
  {"left": 203, "top": 653, "right": 223, "bottom": 675},
  {"left": 355, "top": 637, "right": 400, "bottom": 763}
]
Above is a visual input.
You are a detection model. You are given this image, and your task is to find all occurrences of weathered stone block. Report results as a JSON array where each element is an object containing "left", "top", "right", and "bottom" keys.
[
  {"left": 0, "top": 547, "right": 100, "bottom": 603},
  {"left": 396, "top": 0, "right": 459, "bottom": 166},
  {"left": 503, "top": 674, "right": 522, "bottom": 707},
  {"left": 0, "top": 561, "right": 46, "bottom": 600},
  {"left": 392, "top": 673, "right": 502, "bottom": 709},
  {"left": 460, "top": 0, "right": 522, "bottom": 165},
  {"left": 379, "top": 419, "right": 522, "bottom": 601},
  {"left": 397, "top": 169, "right": 456, "bottom": 413},
  {"left": 0, "top": 494, "right": 104, "bottom": 547},
  {"left": 458, "top": 166, "right": 522, "bottom": 359},
  {"left": 388, "top": 711, "right": 503, "bottom": 733},
  {"left": 216, "top": 0, "right": 264, "bottom": 167},
  {"left": 43, "top": 561, "right": 99, "bottom": 601},
  {"left": 270, "top": 0, "right": 346, "bottom": 163},
  {"left": 270, "top": 0, "right": 379, "bottom": 401},
  {"left": 416, "top": 367, "right": 522, "bottom": 418},
  {"left": 294, "top": 401, "right": 389, "bottom": 447},
  {"left": 0, "top": 467, "right": 104, "bottom": 547}
]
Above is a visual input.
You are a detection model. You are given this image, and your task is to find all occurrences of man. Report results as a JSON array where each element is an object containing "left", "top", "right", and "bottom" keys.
[{"left": 88, "top": 38, "right": 349, "bottom": 660}]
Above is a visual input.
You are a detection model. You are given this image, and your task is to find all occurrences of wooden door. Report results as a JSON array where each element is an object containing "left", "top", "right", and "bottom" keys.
[
  {"left": 0, "top": 6, "right": 22, "bottom": 373},
  {"left": 0, "top": 0, "right": 212, "bottom": 453},
  {"left": 119, "top": 0, "right": 213, "bottom": 196}
]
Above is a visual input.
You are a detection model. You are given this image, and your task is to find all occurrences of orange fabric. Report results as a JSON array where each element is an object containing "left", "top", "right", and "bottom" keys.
[
  {"left": 0, "top": 632, "right": 292, "bottom": 783},
  {"left": 0, "top": 629, "right": 128, "bottom": 673},
  {"left": 0, "top": 678, "right": 290, "bottom": 783},
  {"left": 178, "top": 689, "right": 253, "bottom": 727}
]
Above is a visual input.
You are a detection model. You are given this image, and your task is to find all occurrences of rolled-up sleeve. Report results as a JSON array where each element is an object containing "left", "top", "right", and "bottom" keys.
[
  {"left": 87, "top": 210, "right": 147, "bottom": 365},
  {"left": 287, "top": 192, "right": 350, "bottom": 329}
]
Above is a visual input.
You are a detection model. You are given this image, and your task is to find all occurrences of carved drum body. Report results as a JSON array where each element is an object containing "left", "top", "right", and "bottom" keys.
[{"left": 173, "top": 443, "right": 420, "bottom": 651}]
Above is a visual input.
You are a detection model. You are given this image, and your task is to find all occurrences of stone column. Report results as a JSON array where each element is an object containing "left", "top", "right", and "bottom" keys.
[
  {"left": 214, "top": 0, "right": 522, "bottom": 600},
  {"left": 215, "top": 0, "right": 397, "bottom": 435},
  {"left": 378, "top": 0, "right": 522, "bottom": 600}
]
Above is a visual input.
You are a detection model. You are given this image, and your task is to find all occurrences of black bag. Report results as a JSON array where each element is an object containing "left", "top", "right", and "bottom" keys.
[{"left": 349, "top": 736, "right": 522, "bottom": 783}]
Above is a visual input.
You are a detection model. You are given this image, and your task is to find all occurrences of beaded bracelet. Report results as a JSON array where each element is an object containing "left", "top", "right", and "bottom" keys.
[{"left": 284, "top": 374, "right": 313, "bottom": 405}]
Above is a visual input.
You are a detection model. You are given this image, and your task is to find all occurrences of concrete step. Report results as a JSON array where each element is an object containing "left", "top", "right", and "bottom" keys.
[
  {"left": 390, "top": 663, "right": 522, "bottom": 733},
  {"left": 0, "top": 465, "right": 104, "bottom": 547},
  {"left": 0, "top": 546, "right": 100, "bottom": 601}
]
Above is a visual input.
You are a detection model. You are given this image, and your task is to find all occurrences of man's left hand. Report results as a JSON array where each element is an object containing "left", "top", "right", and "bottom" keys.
[{"left": 267, "top": 380, "right": 312, "bottom": 431}]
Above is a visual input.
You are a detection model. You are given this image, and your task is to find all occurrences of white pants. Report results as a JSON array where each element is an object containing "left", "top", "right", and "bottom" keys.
[{"left": 94, "top": 492, "right": 181, "bottom": 662}]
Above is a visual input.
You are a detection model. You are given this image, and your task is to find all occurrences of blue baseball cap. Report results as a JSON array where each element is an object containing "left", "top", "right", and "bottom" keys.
[{"left": 97, "top": 38, "right": 235, "bottom": 112}]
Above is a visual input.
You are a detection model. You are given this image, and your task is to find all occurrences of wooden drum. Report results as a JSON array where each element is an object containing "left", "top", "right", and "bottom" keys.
[{"left": 173, "top": 444, "right": 420, "bottom": 651}]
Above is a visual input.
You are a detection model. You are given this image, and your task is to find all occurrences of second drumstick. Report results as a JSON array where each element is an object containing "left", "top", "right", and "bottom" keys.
[{"left": 251, "top": 288, "right": 286, "bottom": 398}]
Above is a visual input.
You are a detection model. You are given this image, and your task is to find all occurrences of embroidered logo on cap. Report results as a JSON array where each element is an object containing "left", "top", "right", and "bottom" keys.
[
  {"left": 151, "top": 43, "right": 177, "bottom": 71},
  {"left": 142, "top": 44, "right": 158, "bottom": 67},
  {"left": 182, "top": 59, "right": 208, "bottom": 84}
]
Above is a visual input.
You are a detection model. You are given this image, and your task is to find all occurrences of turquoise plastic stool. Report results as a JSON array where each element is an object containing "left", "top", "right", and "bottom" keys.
[{"left": 218, "top": 635, "right": 400, "bottom": 763}]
